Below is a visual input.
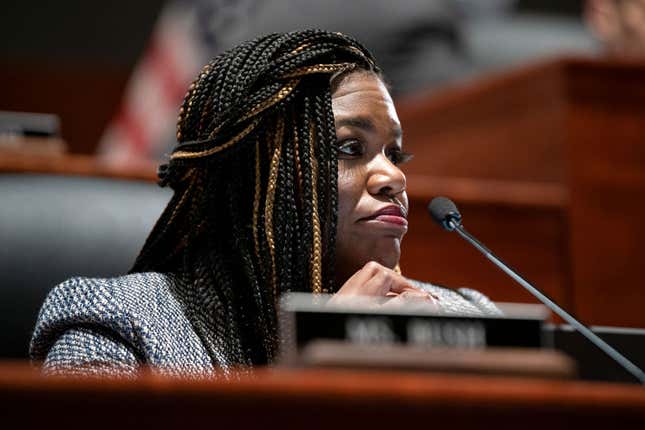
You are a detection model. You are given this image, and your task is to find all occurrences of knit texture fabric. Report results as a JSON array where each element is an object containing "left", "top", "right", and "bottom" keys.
[{"left": 30, "top": 272, "right": 501, "bottom": 377}]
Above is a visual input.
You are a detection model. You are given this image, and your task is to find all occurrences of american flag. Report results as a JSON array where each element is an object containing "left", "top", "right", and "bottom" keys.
[{"left": 97, "top": 0, "right": 256, "bottom": 163}]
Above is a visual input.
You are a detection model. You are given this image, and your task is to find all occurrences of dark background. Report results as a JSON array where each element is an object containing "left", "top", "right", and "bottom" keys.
[{"left": 0, "top": 0, "right": 591, "bottom": 154}]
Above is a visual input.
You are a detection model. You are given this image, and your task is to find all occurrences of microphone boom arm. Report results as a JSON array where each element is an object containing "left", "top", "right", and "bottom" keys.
[{"left": 448, "top": 219, "right": 645, "bottom": 384}]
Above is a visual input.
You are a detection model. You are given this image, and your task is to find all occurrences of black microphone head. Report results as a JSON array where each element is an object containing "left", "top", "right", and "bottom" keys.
[{"left": 428, "top": 196, "right": 462, "bottom": 231}]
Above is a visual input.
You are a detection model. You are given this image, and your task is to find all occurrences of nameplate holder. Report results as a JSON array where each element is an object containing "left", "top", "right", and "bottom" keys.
[{"left": 279, "top": 293, "right": 550, "bottom": 366}]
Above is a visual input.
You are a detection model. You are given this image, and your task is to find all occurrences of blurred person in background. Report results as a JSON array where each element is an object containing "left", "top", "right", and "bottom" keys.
[
  {"left": 99, "top": 0, "right": 597, "bottom": 163},
  {"left": 586, "top": 0, "right": 645, "bottom": 57}
]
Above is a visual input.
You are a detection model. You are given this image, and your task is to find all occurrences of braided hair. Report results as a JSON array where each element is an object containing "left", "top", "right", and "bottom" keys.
[{"left": 131, "top": 30, "right": 380, "bottom": 365}]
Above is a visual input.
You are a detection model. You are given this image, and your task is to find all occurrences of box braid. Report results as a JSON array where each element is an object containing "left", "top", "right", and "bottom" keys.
[{"left": 131, "top": 30, "right": 380, "bottom": 365}]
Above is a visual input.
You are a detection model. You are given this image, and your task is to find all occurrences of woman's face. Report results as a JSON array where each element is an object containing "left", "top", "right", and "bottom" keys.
[{"left": 332, "top": 71, "right": 410, "bottom": 286}]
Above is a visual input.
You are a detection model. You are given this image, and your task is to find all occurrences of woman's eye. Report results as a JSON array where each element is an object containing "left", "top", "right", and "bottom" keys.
[
  {"left": 336, "top": 139, "right": 363, "bottom": 157},
  {"left": 387, "top": 149, "right": 414, "bottom": 165}
]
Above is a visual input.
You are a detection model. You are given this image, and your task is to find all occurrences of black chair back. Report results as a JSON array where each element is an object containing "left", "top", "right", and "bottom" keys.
[{"left": 0, "top": 174, "right": 171, "bottom": 358}]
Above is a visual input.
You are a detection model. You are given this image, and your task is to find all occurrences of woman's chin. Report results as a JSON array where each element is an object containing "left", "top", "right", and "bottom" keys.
[
  {"left": 334, "top": 237, "right": 403, "bottom": 283},
  {"left": 364, "top": 245, "right": 401, "bottom": 271},
  {"left": 376, "top": 241, "right": 402, "bottom": 268},
  {"left": 377, "top": 254, "right": 400, "bottom": 270}
]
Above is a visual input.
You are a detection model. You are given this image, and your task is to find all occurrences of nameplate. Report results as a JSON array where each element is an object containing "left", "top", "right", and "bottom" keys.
[{"left": 279, "top": 293, "right": 548, "bottom": 358}]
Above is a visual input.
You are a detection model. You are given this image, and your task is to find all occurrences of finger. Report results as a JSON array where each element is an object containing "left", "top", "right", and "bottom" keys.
[
  {"left": 335, "top": 261, "right": 383, "bottom": 296},
  {"left": 335, "top": 261, "right": 401, "bottom": 296},
  {"left": 395, "top": 287, "right": 441, "bottom": 303},
  {"left": 385, "top": 272, "right": 421, "bottom": 295},
  {"left": 360, "top": 268, "right": 420, "bottom": 296},
  {"left": 381, "top": 291, "right": 440, "bottom": 311},
  {"left": 359, "top": 269, "right": 392, "bottom": 296}
]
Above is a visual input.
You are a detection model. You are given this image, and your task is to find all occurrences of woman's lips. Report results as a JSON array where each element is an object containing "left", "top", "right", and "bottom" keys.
[
  {"left": 372, "top": 214, "right": 408, "bottom": 226},
  {"left": 360, "top": 205, "right": 409, "bottom": 229}
]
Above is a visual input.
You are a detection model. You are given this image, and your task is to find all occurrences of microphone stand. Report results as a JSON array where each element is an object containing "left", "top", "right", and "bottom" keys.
[{"left": 448, "top": 219, "right": 645, "bottom": 384}]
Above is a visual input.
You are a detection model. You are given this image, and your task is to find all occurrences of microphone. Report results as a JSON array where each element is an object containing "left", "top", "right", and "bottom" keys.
[
  {"left": 428, "top": 196, "right": 461, "bottom": 231},
  {"left": 428, "top": 196, "right": 645, "bottom": 384}
]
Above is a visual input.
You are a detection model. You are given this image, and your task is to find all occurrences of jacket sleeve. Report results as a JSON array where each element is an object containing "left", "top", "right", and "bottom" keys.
[
  {"left": 409, "top": 279, "right": 503, "bottom": 316},
  {"left": 456, "top": 287, "right": 504, "bottom": 316},
  {"left": 42, "top": 326, "right": 141, "bottom": 377}
]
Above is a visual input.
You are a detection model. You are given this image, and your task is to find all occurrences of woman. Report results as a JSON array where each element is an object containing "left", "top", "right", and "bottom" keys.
[{"left": 30, "top": 30, "right": 498, "bottom": 377}]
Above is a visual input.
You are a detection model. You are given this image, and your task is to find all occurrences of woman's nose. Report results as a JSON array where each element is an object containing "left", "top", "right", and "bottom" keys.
[{"left": 366, "top": 154, "right": 406, "bottom": 197}]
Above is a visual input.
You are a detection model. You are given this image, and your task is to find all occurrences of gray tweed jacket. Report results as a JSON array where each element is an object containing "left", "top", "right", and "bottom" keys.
[{"left": 30, "top": 272, "right": 501, "bottom": 377}]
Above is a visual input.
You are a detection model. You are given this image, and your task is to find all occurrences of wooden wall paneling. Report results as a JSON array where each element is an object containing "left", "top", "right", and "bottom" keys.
[
  {"left": 397, "top": 58, "right": 645, "bottom": 327},
  {"left": 396, "top": 59, "right": 567, "bottom": 183},
  {"left": 565, "top": 60, "right": 645, "bottom": 327},
  {"left": 0, "top": 61, "right": 130, "bottom": 154},
  {"left": 396, "top": 58, "right": 573, "bottom": 314},
  {"left": 401, "top": 195, "right": 571, "bottom": 309}
]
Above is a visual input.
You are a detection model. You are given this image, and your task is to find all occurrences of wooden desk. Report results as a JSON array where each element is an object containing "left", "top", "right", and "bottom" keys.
[
  {"left": 1, "top": 363, "right": 643, "bottom": 428},
  {"left": 0, "top": 151, "right": 157, "bottom": 181}
]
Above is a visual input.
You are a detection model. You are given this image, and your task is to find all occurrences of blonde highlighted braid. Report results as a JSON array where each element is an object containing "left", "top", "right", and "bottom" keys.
[{"left": 132, "top": 30, "right": 379, "bottom": 364}]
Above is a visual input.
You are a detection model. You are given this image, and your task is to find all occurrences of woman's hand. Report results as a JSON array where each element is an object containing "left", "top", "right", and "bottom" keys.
[{"left": 328, "top": 261, "right": 439, "bottom": 309}]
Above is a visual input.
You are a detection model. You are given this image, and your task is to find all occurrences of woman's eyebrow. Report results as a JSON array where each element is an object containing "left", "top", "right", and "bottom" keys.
[
  {"left": 335, "top": 116, "right": 403, "bottom": 139},
  {"left": 335, "top": 116, "right": 375, "bottom": 132}
]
